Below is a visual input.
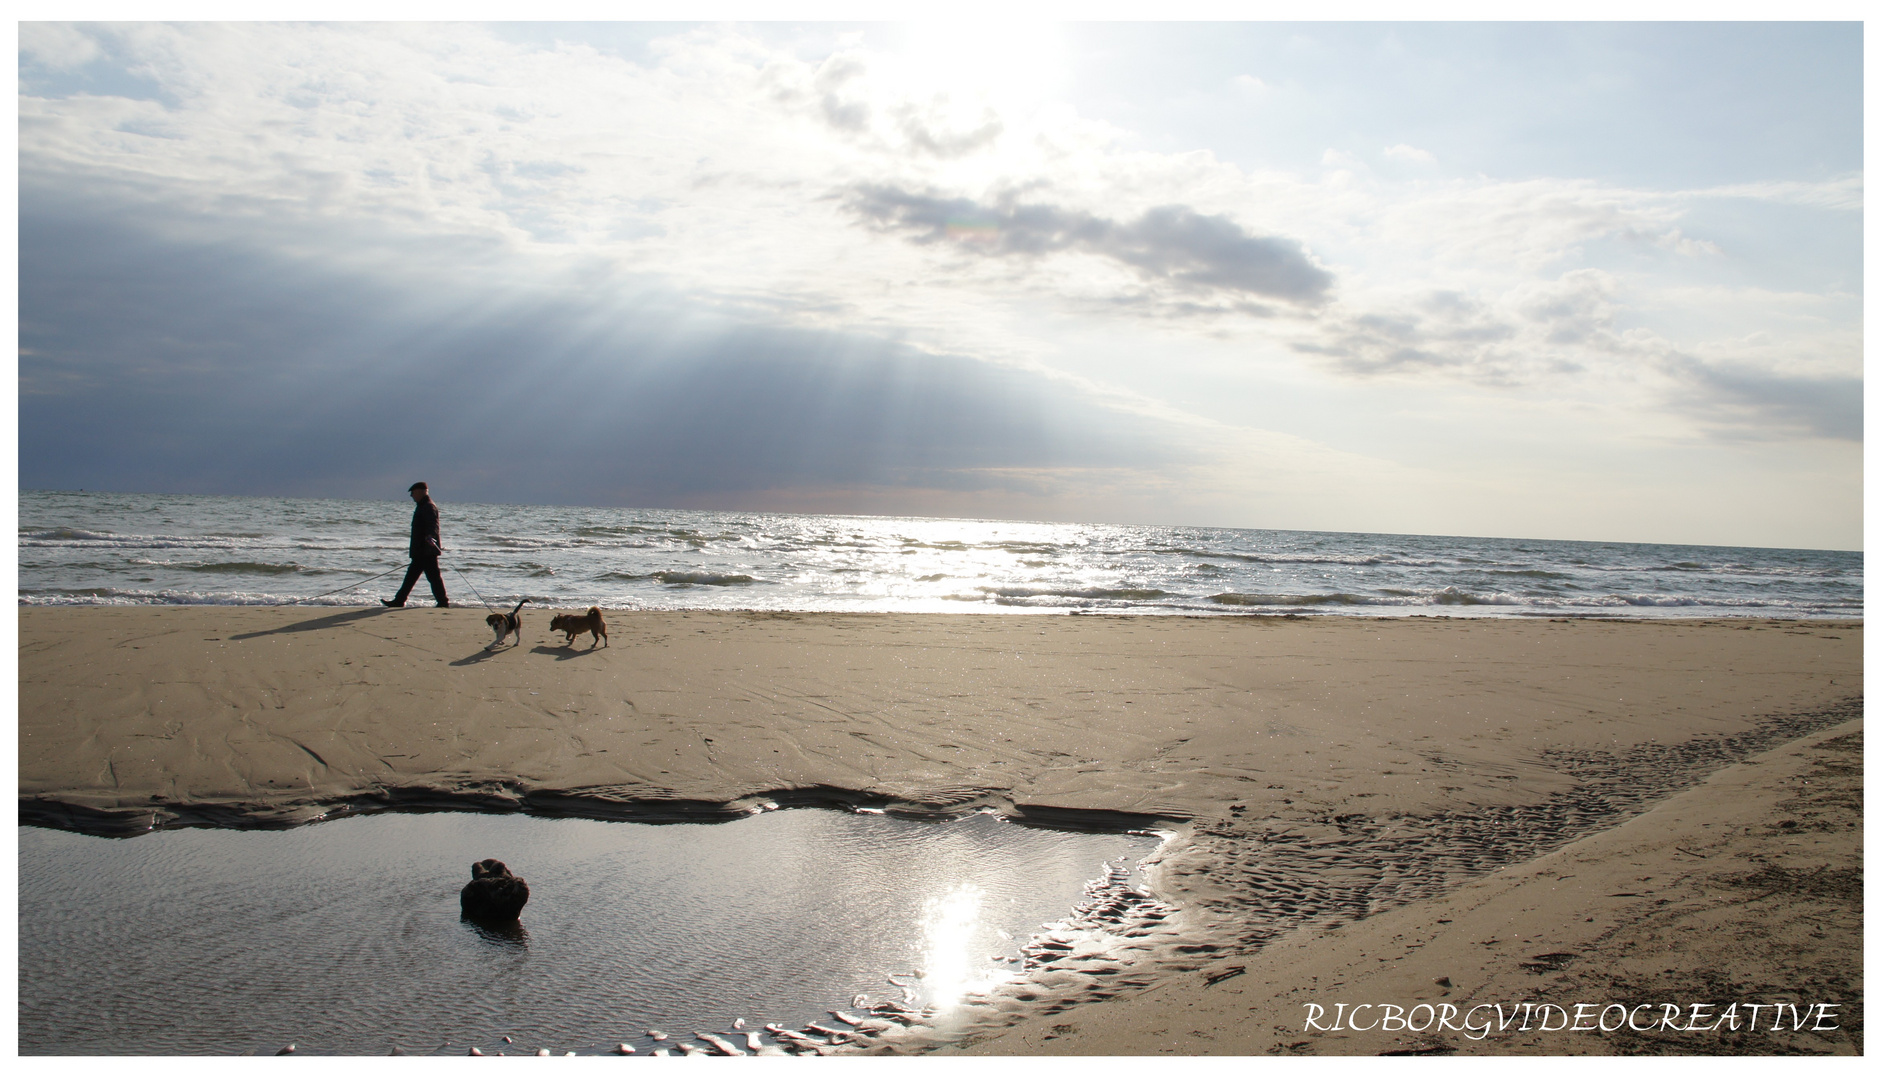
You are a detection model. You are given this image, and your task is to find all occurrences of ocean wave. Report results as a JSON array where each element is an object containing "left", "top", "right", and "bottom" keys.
[
  {"left": 988, "top": 594, "right": 1085, "bottom": 608},
  {"left": 1572, "top": 593, "right": 1748, "bottom": 608},
  {"left": 20, "top": 528, "right": 116, "bottom": 542},
  {"left": 19, "top": 531, "right": 248, "bottom": 550},
  {"left": 978, "top": 585, "right": 1171, "bottom": 601},
  {"left": 1177, "top": 548, "right": 1375, "bottom": 566},
  {"left": 654, "top": 571, "right": 757, "bottom": 586},
  {"left": 474, "top": 538, "right": 561, "bottom": 553},
  {"left": 1211, "top": 591, "right": 1389, "bottom": 607},
  {"left": 1210, "top": 585, "right": 1525, "bottom": 607},
  {"left": 1431, "top": 586, "right": 1524, "bottom": 605},
  {"left": 1163, "top": 547, "right": 1434, "bottom": 567},
  {"left": 20, "top": 528, "right": 119, "bottom": 541},
  {"left": 1536, "top": 592, "right": 1853, "bottom": 611},
  {"left": 990, "top": 542, "right": 1064, "bottom": 555},
  {"left": 18, "top": 587, "right": 359, "bottom": 606}
]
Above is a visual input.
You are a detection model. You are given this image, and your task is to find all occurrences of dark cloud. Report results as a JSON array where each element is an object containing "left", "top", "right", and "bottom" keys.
[
  {"left": 19, "top": 187, "right": 1183, "bottom": 509},
  {"left": 1663, "top": 357, "right": 1861, "bottom": 442},
  {"left": 844, "top": 184, "right": 1333, "bottom": 304}
]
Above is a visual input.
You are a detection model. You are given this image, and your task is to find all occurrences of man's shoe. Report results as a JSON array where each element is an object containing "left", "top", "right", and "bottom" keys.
[
  {"left": 437, "top": 601, "right": 450, "bottom": 608},
  {"left": 382, "top": 599, "right": 403, "bottom": 607}
]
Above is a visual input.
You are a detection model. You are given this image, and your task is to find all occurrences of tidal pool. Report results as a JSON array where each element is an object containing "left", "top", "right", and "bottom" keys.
[{"left": 19, "top": 809, "right": 1163, "bottom": 1055}]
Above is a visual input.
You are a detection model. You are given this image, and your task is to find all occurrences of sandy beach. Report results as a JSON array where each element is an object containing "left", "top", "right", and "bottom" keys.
[{"left": 17, "top": 606, "right": 1863, "bottom": 1054}]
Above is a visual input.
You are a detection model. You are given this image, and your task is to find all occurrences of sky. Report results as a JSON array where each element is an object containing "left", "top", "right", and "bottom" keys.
[{"left": 14, "top": 17, "right": 1865, "bottom": 549}]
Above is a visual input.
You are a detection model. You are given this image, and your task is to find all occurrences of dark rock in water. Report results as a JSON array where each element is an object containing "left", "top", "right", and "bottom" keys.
[{"left": 460, "top": 859, "right": 530, "bottom": 923}]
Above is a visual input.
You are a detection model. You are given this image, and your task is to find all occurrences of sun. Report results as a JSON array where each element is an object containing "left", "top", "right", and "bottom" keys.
[{"left": 879, "top": 21, "right": 1069, "bottom": 113}]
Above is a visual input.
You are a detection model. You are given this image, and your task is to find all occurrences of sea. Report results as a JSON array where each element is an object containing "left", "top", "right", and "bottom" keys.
[{"left": 17, "top": 489, "right": 1862, "bottom": 619}]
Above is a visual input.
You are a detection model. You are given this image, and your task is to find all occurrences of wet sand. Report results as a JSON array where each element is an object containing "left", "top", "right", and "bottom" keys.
[
  {"left": 945, "top": 716, "right": 1863, "bottom": 1056},
  {"left": 17, "top": 607, "right": 1863, "bottom": 1054}
]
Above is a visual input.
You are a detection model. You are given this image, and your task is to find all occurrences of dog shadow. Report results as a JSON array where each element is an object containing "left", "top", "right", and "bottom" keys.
[
  {"left": 230, "top": 607, "right": 394, "bottom": 640},
  {"left": 530, "top": 643, "right": 602, "bottom": 661},
  {"left": 449, "top": 643, "right": 521, "bottom": 666}
]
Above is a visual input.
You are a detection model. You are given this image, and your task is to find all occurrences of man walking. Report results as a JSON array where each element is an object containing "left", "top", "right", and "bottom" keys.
[{"left": 384, "top": 481, "right": 449, "bottom": 608}]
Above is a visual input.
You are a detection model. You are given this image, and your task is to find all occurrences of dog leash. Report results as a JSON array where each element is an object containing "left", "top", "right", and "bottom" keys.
[
  {"left": 449, "top": 566, "right": 501, "bottom": 613},
  {"left": 292, "top": 565, "right": 405, "bottom": 604}
]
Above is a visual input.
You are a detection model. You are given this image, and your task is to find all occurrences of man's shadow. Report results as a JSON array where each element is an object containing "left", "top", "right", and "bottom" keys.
[{"left": 230, "top": 608, "right": 394, "bottom": 640}]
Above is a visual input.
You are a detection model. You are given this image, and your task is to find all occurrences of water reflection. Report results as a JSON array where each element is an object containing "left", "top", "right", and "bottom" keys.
[
  {"left": 465, "top": 920, "right": 530, "bottom": 948},
  {"left": 921, "top": 883, "right": 996, "bottom": 1010},
  {"left": 20, "top": 809, "right": 1161, "bottom": 1055}
]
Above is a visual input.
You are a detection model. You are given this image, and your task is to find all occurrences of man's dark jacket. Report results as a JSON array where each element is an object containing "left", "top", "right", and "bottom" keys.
[{"left": 410, "top": 497, "right": 442, "bottom": 559}]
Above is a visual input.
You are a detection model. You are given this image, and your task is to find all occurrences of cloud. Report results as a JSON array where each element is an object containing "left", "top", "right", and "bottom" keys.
[
  {"left": 891, "top": 99, "right": 1004, "bottom": 158},
  {"left": 810, "top": 52, "right": 873, "bottom": 132},
  {"left": 18, "top": 188, "right": 1188, "bottom": 508},
  {"left": 844, "top": 184, "right": 1334, "bottom": 305},
  {"left": 19, "top": 22, "right": 102, "bottom": 70},
  {"left": 1663, "top": 357, "right": 1861, "bottom": 442},
  {"left": 1679, "top": 176, "right": 1864, "bottom": 212},
  {"left": 759, "top": 46, "right": 1009, "bottom": 160},
  {"left": 1230, "top": 74, "right": 1268, "bottom": 97},
  {"left": 1381, "top": 143, "right": 1435, "bottom": 165},
  {"left": 1312, "top": 177, "right": 1757, "bottom": 278},
  {"left": 12, "top": 19, "right": 1861, "bottom": 544},
  {"left": 1291, "top": 269, "right": 1859, "bottom": 441},
  {"left": 1291, "top": 287, "right": 1533, "bottom": 382}
]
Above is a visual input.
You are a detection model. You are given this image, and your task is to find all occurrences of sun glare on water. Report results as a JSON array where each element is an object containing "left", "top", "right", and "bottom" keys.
[{"left": 920, "top": 883, "right": 1013, "bottom": 1009}]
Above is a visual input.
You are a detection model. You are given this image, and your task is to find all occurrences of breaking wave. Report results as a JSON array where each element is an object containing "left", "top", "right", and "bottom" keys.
[{"left": 654, "top": 571, "right": 757, "bottom": 587}]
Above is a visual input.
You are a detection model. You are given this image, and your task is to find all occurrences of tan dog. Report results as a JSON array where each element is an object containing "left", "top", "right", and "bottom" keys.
[{"left": 549, "top": 606, "right": 608, "bottom": 649}]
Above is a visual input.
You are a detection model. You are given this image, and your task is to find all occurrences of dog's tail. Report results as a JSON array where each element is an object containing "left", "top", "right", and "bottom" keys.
[
  {"left": 510, "top": 599, "right": 527, "bottom": 617},
  {"left": 587, "top": 606, "right": 601, "bottom": 617}
]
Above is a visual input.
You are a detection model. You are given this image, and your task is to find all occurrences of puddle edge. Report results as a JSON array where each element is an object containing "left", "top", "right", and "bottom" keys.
[{"left": 19, "top": 784, "right": 1192, "bottom": 839}]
